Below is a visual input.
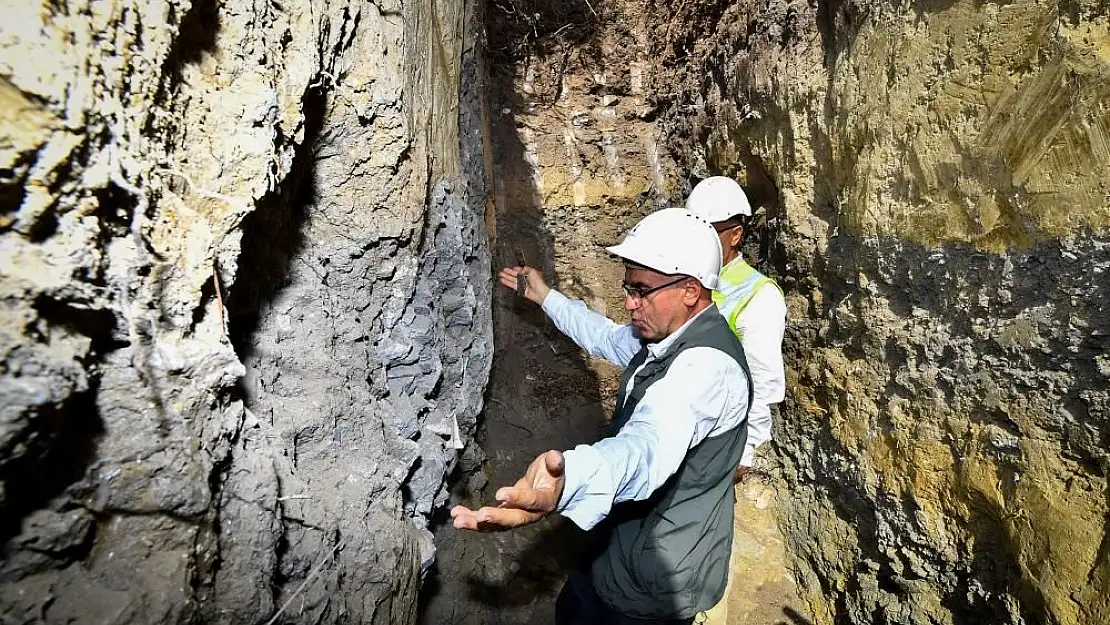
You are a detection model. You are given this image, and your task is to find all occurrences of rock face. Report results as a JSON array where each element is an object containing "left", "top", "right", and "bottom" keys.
[
  {"left": 0, "top": 1, "right": 491, "bottom": 623},
  {"left": 4, "top": 0, "right": 1109, "bottom": 624},
  {"left": 652, "top": 1, "right": 1110, "bottom": 624}
]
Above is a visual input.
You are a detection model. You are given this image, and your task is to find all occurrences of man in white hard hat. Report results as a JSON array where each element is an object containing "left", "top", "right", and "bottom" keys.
[
  {"left": 685, "top": 176, "right": 786, "bottom": 481},
  {"left": 452, "top": 208, "right": 753, "bottom": 624}
]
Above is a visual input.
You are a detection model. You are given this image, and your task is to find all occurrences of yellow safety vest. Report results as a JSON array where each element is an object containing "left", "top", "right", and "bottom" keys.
[{"left": 711, "top": 258, "right": 782, "bottom": 340}]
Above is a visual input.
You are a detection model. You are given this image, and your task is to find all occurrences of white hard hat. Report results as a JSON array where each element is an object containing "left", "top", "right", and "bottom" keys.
[
  {"left": 605, "top": 208, "right": 721, "bottom": 289},
  {"left": 685, "top": 176, "right": 752, "bottom": 223}
]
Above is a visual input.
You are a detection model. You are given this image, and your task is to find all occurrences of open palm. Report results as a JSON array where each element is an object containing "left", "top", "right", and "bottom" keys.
[{"left": 451, "top": 450, "right": 565, "bottom": 531}]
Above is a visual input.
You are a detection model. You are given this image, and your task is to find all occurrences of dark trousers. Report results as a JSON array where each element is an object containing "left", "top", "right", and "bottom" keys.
[{"left": 554, "top": 570, "right": 695, "bottom": 625}]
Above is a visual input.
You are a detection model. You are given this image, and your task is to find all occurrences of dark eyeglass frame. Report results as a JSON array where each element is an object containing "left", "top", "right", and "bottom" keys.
[{"left": 621, "top": 276, "right": 689, "bottom": 300}]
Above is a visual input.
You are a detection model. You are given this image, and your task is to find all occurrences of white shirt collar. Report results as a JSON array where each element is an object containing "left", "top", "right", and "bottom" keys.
[{"left": 645, "top": 304, "right": 716, "bottom": 359}]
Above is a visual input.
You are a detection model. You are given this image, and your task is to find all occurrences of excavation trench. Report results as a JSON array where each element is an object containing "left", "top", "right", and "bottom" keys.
[
  {"left": 422, "top": 1, "right": 1110, "bottom": 624},
  {"left": 2, "top": 1, "right": 1109, "bottom": 625},
  {"left": 418, "top": 47, "right": 613, "bottom": 625},
  {"left": 418, "top": 3, "right": 811, "bottom": 623}
]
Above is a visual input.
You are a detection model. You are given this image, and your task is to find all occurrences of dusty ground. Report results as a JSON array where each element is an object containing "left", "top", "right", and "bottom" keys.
[{"left": 705, "top": 473, "right": 814, "bottom": 625}]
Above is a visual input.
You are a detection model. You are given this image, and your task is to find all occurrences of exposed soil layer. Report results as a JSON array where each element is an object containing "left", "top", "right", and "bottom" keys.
[{"left": 1, "top": 2, "right": 492, "bottom": 623}]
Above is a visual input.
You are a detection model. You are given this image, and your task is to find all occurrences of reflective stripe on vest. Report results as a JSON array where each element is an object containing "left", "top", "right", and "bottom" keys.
[{"left": 711, "top": 259, "right": 782, "bottom": 339}]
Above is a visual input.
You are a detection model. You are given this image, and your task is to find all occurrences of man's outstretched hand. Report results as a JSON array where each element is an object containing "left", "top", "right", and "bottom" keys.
[
  {"left": 451, "top": 450, "right": 565, "bottom": 532},
  {"left": 498, "top": 266, "right": 551, "bottom": 306}
]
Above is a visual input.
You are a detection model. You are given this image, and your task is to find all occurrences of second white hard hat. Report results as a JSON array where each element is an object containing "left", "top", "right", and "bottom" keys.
[
  {"left": 605, "top": 208, "right": 721, "bottom": 290},
  {"left": 685, "top": 176, "right": 752, "bottom": 223}
]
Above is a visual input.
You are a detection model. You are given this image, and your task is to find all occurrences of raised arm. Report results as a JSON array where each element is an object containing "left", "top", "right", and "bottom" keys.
[{"left": 498, "top": 266, "right": 642, "bottom": 367}]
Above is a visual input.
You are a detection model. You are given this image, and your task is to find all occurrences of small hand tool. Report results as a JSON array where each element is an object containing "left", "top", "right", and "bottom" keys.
[{"left": 516, "top": 250, "right": 528, "bottom": 298}]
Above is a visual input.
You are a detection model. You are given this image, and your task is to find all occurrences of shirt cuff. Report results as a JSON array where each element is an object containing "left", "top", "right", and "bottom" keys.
[
  {"left": 540, "top": 288, "right": 569, "bottom": 315},
  {"left": 740, "top": 442, "right": 758, "bottom": 467},
  {"left": 556, "top": 445, "right": 612, "bottom": 530}
]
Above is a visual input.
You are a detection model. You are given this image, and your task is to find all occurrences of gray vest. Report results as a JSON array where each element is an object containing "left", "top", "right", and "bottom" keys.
[{"left": 590, "top": 306, "right": 753, "bottom": 619}]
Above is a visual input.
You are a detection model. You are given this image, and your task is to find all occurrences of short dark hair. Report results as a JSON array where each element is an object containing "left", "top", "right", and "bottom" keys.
[
  {"left": 714, "top": 215, "right": 749, "bottom": 250},
  {"left": 714, "top": 215, "right": 749, "bottom": 231}
]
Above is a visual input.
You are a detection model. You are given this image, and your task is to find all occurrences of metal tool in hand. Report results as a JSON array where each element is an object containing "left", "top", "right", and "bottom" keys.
[{"left": 516, "top": 250, "right": 528, "bottom": 298}]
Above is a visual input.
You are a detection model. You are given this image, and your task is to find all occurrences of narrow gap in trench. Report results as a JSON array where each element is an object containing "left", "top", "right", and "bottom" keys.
[
  {"left": 418, "top": 3, "right": 610, "bottom": 623},
  {"left": 417, "top": 1, "right": 821, "bottom": 622}
]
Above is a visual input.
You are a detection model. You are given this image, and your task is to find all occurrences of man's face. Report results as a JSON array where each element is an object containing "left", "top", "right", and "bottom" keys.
[{"left": 622, "top": 266, "right": 697, "bottom": 342}]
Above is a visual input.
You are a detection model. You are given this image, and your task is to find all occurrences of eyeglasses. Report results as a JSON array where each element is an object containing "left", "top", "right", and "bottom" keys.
[{"left": 621, "top": 276, "right": 689, "bottom": 300}]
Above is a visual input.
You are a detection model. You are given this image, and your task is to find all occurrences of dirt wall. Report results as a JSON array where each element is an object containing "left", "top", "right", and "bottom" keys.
[
  {"left": 0, "top": 1, "right": 492, "bottom": 623},
  {"left": 652, "top": 1, "right": 1110, "bottom": 623}
]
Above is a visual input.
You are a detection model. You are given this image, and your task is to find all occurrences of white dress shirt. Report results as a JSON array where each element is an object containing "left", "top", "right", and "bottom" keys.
[
  {"left": 725, "top": 285, "right": 787, "bottom": 466},
  {"left": 540, "top": 290, "right": 751, "bottom": 530}
]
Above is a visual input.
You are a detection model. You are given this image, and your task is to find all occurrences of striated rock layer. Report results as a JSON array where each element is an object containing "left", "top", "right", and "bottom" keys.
[
  {"left": 652, "top": 0, "right": 1110, "bottom": 624},
  {"left": 0, "top": 1, "right": 492, "bottom": 623},
  {"left": 4, "top": 0, "right": 1109, "bottom": 623}
]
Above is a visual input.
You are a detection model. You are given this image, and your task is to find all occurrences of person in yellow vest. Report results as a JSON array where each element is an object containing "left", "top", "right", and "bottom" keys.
[
  {"left": 685, "top": 176, "right": 785, "bottom": 479},
  {"left": 686, "top": 177, "right": 787, "bottom": 623}
]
